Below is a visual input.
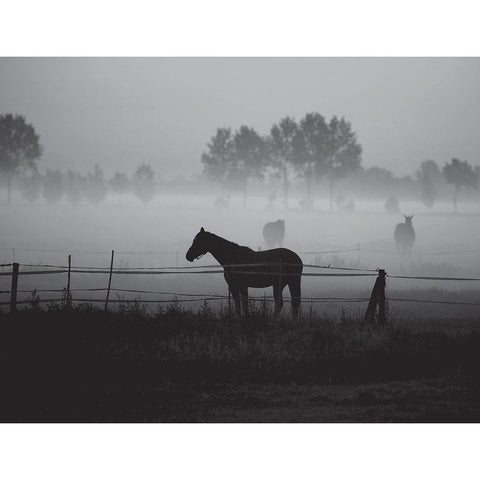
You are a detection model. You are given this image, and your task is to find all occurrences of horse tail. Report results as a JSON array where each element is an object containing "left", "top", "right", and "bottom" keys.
[{"left": 288, "top": 274, "right": 301, "bottom": 318}]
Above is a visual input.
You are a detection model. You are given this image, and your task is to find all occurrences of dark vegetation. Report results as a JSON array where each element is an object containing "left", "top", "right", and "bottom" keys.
[{"left": 1, "top": 301, "right": 480, "bottom": 422}]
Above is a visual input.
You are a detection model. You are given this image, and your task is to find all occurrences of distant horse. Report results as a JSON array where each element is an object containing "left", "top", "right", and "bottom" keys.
[
  {"left": 186, "top": 227, "right": 302, "bottom": 317},
  {"left": 394, "top": 215, "right": 415, "bottom": 254},
  {"left": 263, "top": 220, "right": 285, "bottom": 249}
]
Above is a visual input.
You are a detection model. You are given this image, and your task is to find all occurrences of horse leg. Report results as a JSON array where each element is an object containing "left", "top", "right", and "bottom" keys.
[
  {"left": 240, "top": 287, "right": 249, "bottom": 317},
  {"left": 230, "top": 287, "right": 241, "bottom": 315},
  {"left": 272, "top": 282, "right": 284, "bottom": 317},
  {"left": 288, "top": 276, "right": 301, "bottom": 318}
]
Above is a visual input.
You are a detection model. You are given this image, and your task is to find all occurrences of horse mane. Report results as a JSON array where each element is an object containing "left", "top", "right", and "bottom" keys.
[{"left": 207, "top": 231, "right": 254, "bottom": 254}]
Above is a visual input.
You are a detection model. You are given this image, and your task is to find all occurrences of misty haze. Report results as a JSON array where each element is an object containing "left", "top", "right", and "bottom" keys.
[{"left": 1, "top": 57, "right": 480, "bottom": 422}]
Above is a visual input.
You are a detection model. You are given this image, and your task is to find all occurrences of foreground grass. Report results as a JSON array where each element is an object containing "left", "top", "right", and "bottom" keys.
[{"left": 0, "top": 302, "right": 479, "bottom": 421}]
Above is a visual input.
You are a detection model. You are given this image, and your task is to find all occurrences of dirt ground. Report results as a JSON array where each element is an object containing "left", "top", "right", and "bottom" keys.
[{"left": 110, "top": 375, "right": 480, "bottom": 423}]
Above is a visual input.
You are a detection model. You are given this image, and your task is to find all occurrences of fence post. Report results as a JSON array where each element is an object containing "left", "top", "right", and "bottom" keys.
[
  {"left": 104, "top": 250, "right": 115, "bottom": 312},
  {"left": 364, "top": 268, "right": 387, "bottom": 325},
  {"left": 66, "top": 254, "right": 72, "bottom": 308},
  {"left": 10, "top": 262, "right": 19, "bottom": 314},
  {"left": 377, "top": 269, "right": 387, "bottom": 324}
]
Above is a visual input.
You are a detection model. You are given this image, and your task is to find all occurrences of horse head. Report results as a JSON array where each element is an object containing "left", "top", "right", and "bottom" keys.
[{"left": 186, "top": 227, "right": 210, "bottom": 262}]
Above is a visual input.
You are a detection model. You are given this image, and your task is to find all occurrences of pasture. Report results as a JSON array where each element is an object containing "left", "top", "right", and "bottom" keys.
[
  {"left": 1, "top": 191, "right": 480, "bottom": 421},
  {"left": 2, "top": 191, "right": 480, "bottom": 319}
]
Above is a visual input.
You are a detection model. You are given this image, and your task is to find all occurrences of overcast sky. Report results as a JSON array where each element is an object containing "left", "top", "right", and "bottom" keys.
[{"left": 2, "top": 57, "right": 480, "bottom": 178}]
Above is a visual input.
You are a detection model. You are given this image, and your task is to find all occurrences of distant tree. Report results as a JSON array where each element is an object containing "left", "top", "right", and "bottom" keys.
[
  {"left": 64, "top": 170, "right": 86, "bottom": 205},
  {"left": 416, "top": 160, "right": 440, "bottom": 209},
  {"left": 442, "top": 158, "right": 478, "bottom": 213},
  {"left": 291, "top": 113, "right": 362, "bottom": 210},
  {"left": 232, "top": 126, "right": 267, "bottom": 207},
  {"left": 268, "top": 117, "right": 298, "bottom": 208},
  {"left": 325, "top": 116, "right": 362, "bottom": 211},
  {"left": 363, "top": 167, "right": 395, "bottom": 183},
  {"left": 19, "top": 170, "right": 43, "bottom": 203},
  {"left": 201, "top": 128, "right": 235, "bottom": 204},
  {"left": 132, "top": 164, "right": 156, "bottom": 204},
  {"left": 85, "top": 165, "right": 107, "bottom": 204},
  {"left": 110, "top": 172, "right": 130, "bottom": 195},
  {"left": 43, "top": 169, "right": 64, "bottom": 204},
  {"left": 0, "top": 114, "right": 43, "bottom": 203},
  {"left": 292, "top": 113, "right": 330, "bottom": 209}
]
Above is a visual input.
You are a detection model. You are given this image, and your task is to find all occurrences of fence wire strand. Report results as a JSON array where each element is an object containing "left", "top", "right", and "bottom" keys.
[{"left": 1, "top": 254, "right": 480, "bottom": 309}]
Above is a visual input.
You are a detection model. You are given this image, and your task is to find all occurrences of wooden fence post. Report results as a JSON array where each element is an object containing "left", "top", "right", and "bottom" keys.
[
  {"left": 10, "top": 262, "right": 19, "bottom": 314},
  {"left": 104, "top": 250, "right": 115, "bottom": 312},
  {"left": 364, "top": 269, "right": 387, "bottom": 325},
  {"left": 66, "top": 254, "right": 72, "bottom": 308},
  {"left": 377, "top": 269, "right": 387, "bottom": 324}
]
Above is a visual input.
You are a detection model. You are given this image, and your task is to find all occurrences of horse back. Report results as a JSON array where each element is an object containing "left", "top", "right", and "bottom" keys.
[
  {"left": 263, "top": 221, "right": 285, "bottom": 245},
  {"left": 251, "top": 247, "right": 302, "bottom": 271}
]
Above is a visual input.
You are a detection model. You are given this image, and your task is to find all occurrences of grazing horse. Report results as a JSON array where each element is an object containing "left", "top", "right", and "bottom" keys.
[
  {"left": 186, "top": 227, "right": 302, "bottom": 317},
  {"left": 263, "top": 219, "right": 285, "bottom": 249},
  {"left": 394, "top": 215, "right": 415, "bottom": 254}
]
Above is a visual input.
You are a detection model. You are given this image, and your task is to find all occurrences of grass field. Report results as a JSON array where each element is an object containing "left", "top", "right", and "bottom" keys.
[
  {"left": 1, "top": 301, "right": 479, "bottom": 422},
  {"left": 1, "top": 193, "right": 480, "bottom": 422}
]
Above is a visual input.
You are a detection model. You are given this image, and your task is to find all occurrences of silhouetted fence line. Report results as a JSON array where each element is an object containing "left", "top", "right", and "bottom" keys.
[
  {"left": 4, "top": 262, "right": 480, "bottom": 280},
  {"left": 2, "top": 259, "right": 480, "bottom": 320}
]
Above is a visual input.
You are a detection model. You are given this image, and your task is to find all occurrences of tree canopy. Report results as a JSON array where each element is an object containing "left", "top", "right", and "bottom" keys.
[
  {"left": 0, "top": 114, "right": 43, "bottom": 202},
  {"left": 443, "top": 158, "right": 478, "bottom": 212},
  {"left": 201, "top": 112, "right": 362, "bottom": 209}
]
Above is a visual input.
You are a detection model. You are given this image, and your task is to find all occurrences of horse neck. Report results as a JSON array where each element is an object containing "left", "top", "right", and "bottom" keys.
[{"left": 207, "top": 235, "right": 243, "bottom": 266}]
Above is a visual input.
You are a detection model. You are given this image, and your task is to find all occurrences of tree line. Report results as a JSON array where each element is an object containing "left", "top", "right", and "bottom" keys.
[
  {"left": 19, "top": 163, "right": 156, "bottom": 205},
  {"left": 1, "top": 113, "right": 479, "bottom": 212},
  {"left": 201, "top": 114, "right": 479, "bottom": 212},
  {"left": 0, "top": 114, "right": 157, "bottom": 205},
  {"left": 201, "top": 113, "right": 362, "bottom": 210}
]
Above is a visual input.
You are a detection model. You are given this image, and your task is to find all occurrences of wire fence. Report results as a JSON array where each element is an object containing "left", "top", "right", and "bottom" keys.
[{"left": 1, "top": 253, "right": 480, "bottom": 311}]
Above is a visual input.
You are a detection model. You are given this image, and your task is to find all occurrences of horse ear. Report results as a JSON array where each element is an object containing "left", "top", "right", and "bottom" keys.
[{"left": 200, "top": 227, "right": 205, "bottom": 232}]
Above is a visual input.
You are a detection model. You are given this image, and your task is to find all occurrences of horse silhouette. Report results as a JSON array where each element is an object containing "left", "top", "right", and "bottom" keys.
[
  {"left": 186, "top": 227, "right": 302, "bottom": 317},
  {"left": 263, "top": 220, "right": 285, "bottom": 248},
  {"left": 394, "top": 215, "right": 415, "bottom": 254}
]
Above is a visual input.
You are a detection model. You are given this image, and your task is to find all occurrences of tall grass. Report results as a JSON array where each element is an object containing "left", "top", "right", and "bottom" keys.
[{"left": 1, "top": 300, "right": 479, "bottom": 386}]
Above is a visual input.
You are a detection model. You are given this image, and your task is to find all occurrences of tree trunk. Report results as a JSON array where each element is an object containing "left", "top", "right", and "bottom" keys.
[
  {"left": 283, "top": 164, "right": 288, "bottom": 208},
  {"left": 453, "top": 186, "right": 458, "bottom": 214},
  {"left": 7, "top": 175, "right": 12, "bottom": 205},
  {"left": 305, "top": 170, "right": 311, "bottom": 208},
  {"left": 329, "top": 178, "right": 335, "bottom": 213},
  {"left": 243, "top": 179, "right": 247, "bottom": 208}
]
